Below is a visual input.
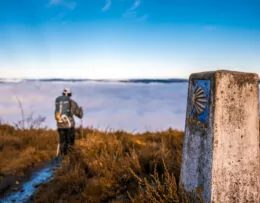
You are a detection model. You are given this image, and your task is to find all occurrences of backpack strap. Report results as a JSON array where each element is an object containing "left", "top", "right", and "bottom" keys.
[{"left": 69, "top": 99, "right": 73, "bottom": 117}]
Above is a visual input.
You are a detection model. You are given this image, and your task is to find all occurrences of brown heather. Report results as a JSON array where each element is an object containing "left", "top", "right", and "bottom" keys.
[
  {"left": 0, "top": 124, "right": 212, "bottom": 202},
  {"left": 33, "top": 128, "right": 197, "bottom": 203},
  {"left": 0, "top": 124, "right": 57, "bottom": 177}
]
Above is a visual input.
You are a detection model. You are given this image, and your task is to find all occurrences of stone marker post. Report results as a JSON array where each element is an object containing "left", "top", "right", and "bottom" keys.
[{"left": 180, "top": 70, "right": 260, "bottom": 203}]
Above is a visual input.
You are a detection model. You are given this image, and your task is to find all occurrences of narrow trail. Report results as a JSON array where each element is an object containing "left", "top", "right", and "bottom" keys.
[{"left": 0, "top": 158, "right": 61, "bottom": 203}]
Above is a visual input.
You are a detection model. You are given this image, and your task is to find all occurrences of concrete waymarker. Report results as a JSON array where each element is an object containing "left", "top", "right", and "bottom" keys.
[{"left": 180, "top": 70, "right": 260, "bottom": 202}]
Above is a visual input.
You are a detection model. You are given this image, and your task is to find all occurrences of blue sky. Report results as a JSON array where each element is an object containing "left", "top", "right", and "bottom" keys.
[{"left": 0, "top": 0, "right": 260, "bottom": 79}]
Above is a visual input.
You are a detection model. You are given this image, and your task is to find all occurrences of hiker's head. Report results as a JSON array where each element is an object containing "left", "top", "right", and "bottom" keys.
[{"left": 62, "top": 88, "right": 72, "bottom": 97}]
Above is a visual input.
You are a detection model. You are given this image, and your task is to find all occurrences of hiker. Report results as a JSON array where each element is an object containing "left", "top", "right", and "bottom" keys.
[{"left": 55, "top": 88, "right": 83, "bottom": 155}]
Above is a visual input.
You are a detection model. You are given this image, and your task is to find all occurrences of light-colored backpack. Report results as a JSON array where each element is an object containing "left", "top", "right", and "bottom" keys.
[{"left": 55, "top": 95, "right": 72, "bottom": 127}]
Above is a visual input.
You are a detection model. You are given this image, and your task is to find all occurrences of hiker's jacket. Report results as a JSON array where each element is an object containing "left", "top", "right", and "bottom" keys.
[{"left": 55, "top": 99, "right": 83, "bottom": 129}]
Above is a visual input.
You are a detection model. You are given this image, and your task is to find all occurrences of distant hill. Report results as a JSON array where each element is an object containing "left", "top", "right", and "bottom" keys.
[
  {"left": 0, "top": 78, "right": 189, "bottom": 84},
  {"left": 119, "top": 79, "right": 188, "bottom": 84},
  {"left": 1, "top": 78, "right": 259, "bottom": 84}
]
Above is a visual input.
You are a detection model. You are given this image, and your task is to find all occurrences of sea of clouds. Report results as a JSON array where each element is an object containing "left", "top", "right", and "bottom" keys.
[{"left": 0, "top": 81, "right": 188, "bottom": 132}]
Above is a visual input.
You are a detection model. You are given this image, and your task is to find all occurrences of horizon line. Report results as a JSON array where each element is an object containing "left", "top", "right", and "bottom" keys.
[{"left": 0, "top": 77, "right": 189, "bottom": 81}]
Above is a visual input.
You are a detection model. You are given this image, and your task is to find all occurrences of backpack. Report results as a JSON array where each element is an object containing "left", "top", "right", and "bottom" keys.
[{"left": 55, "top": 95, "right": 72, "bottom": 126}]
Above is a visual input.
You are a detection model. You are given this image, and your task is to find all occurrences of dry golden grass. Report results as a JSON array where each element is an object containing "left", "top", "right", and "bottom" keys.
[
  {"left": 0, "top": 124, "right": 57, "bottom": 177},
  {"left": 0, "top": 124, "right": 203, "bottom": 202},
  {"left": 33, "top": 127, "right": 198, "bottom": 203}
]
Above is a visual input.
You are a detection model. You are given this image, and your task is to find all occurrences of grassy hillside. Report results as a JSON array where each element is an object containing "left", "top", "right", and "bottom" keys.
[
  {"left": 0, "top": 123, "right": 193, "bottom": 202},
  {"left": 33, "top": 128, "right": 194, "bottom": 202}
]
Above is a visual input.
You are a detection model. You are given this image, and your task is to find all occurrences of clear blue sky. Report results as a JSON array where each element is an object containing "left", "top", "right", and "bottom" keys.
[{"left": 0, "top": 0, "right": 260, "bottom": 79}]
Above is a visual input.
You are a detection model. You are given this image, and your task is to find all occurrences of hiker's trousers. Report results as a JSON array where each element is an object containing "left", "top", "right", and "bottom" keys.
[{"left": 57, "top": 127, "right": 75, "bottom": 155}]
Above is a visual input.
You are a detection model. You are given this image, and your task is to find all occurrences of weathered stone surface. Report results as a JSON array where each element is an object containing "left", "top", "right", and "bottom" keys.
[
  {"left": 212, "top": 71, "right": 260, "bottom": 202},
  {"left": 180, "top": 70, "right": 260, "bottom": 203}
]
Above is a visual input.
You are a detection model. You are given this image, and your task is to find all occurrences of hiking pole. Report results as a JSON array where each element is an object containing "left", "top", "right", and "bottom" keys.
[
  {"left": 56, "top": 143, "right": 60, "bottom": 157},
  {"left": 56, "top": 134, "right": 60, "bottom": 157},
  {"left": 80, "top": 119, "right": 83, "bottom": 140}
]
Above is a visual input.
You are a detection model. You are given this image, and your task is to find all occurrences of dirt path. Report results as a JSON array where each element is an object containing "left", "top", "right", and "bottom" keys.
[{"left": 0, "top": 158, "right": 61, "bottom": 203}]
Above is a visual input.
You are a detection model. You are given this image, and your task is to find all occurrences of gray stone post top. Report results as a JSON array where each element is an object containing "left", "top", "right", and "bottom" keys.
[{"left": 189, "top": 69, "right": 259, "bottom": 81}]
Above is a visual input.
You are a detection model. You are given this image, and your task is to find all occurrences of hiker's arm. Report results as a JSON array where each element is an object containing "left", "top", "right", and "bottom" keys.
[{"left": 70, "top": 100, "right": 83, "bottom": 119}]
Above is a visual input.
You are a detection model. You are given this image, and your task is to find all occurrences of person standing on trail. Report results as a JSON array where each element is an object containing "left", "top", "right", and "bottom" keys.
[{"left": 55, "top": 88, "right": 83, "bottom": 155}]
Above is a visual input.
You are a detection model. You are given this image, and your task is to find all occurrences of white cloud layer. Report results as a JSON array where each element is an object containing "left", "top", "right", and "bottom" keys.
[{"left": 0, "top": 81, "right": 189, "bottom": 132}]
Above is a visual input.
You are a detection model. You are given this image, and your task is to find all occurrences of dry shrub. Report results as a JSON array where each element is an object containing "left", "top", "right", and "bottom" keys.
[
  {"left": 128, "top": 159, "right": 179, "bottom": 203},
  {"left": 34, "top": 127, "right": 187, "bottom": 202}
]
